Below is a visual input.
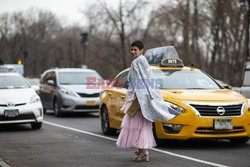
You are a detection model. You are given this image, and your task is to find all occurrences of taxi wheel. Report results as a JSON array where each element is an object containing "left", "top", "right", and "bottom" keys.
[
  {"left": 101, "top": 106, "right": 116, "bottom": 135},
  {"left": 229, "top": 137, "right": 249, "bottom": 144},
  {"left": 54, "top": 99, "right": 62, "bottom": 117}
]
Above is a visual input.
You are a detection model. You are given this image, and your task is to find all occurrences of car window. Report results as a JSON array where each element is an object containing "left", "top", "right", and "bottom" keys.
[
  {"left": 0, "top": 76, "right": 30, "bottom": 89},
  {"left": 50, "top": 72, "right": 57, "bottom": 84},
  {"left": 42, "top": 71, "right": 56, "bottom": 85},
  {"left": 40, "top": 72, "right": 50, "bottom": 84},
  {"left": 27, "top": 78, "right": 40, "bottom": 85},
  {"left": 114, "top": 71, "right": 129, "bottom": 88},
  {"left": 58, "top": 71, "right": 103, "bottom": 85},
  {"left": 152, "top": 69, "right": 220, "bottom": 89}
]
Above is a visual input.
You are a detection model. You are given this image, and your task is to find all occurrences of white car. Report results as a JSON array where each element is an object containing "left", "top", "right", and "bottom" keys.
[
  {"left": 0, "top": 73, "right": 43, "bottom": 129},
  {"left": 0, "top": 66, "right": 8, "bottom": 73}
]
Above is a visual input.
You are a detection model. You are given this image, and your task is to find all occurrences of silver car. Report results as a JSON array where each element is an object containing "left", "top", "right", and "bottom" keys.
[{"left": 39, "top": 68, "right": 104, "bottom": 116}]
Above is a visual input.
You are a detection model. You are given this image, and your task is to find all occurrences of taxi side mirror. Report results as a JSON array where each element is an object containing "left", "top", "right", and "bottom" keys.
[{"left": 223, "top": 85, "right": 231, "bottom": 89}]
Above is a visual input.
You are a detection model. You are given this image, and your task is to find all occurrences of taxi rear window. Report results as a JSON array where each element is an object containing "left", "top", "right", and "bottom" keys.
[{"left": 152, "top": 69, "right": 220, "bottom": 90}]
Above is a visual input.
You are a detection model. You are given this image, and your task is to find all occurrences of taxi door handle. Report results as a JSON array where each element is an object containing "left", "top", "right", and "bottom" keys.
[{"left": 121, "top": 95, "right": 126, "bottom": 99}]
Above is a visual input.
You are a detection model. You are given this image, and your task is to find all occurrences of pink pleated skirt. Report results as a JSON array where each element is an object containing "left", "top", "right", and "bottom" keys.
[{"left": 116, "top": 109, "right": 156, "bottom": 149}]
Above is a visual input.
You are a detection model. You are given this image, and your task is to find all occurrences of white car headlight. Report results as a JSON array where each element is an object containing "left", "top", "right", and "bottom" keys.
[
  {"left": 30, "top": 95, "right": 41, "bottom": 104},
  {"left": 60, "top": 88, "right": 77, "bottom": 97},
  {"left": 165, "top": 101, "right": 184, "bottom": 114}
]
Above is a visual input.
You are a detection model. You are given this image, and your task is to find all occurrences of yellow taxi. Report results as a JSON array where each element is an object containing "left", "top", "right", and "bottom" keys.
[{"left": 99, "top": 46, "right": 250, "bottom": 144}]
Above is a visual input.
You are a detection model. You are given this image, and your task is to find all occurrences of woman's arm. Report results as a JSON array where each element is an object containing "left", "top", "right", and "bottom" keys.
[{"left": 136, "top": 56, "right": 155, "bottom": 99}]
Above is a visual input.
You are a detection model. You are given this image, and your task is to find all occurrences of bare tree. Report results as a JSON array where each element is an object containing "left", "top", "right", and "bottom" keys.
[
  {"left": 82, "top": 0, "right": 150, "bottom": 78},
  {"left": 0, "top": 1, "right": 248, "bottom": 85}
]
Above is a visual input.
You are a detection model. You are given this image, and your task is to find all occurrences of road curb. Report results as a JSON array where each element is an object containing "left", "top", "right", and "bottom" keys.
[{"left": 0, "top": 158, "right": 11, "bottom": 167}]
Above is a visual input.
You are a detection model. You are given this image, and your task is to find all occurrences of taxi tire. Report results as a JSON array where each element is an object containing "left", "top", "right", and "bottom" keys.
[
  {"left": 54, "top": 99, "right": 62, "bottom": 117},
  {"left": 229, "top": 137, "right": 249, "bottom": 144},
  {"left": 101, "top": 105, "right": 116, "bottom": 135},
  {"left": 31, "top": 122, "right": 42, "bottom": 130}
]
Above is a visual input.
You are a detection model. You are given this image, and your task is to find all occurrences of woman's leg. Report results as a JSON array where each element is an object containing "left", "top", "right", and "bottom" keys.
[
  {"left": 144, "top": 149, "right": 149, "bottom": 161},
  {"left": 134, "top": 149, "right": 149, "bottom": 161},
  {"left": 135, "top": 148, "right": 141, "bottom": 155},
  {"left": 133, "top": 148, "right": 142, "bottom": 160}
]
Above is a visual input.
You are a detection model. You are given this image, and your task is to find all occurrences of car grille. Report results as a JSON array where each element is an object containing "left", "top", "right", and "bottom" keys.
[
  {"left": 0, "top": 113, "right": 36, "bottom": 121},
  {"left": 190, "top": 104, "right": 242, "bottom": 116},
  {"left": 15, "top": 103, "right": 26, "bottom": 106},
  {"left": 75, "top": 105, "right": 99, "bottom": 110},
  {"left": 0, "top": 103, "right": 26, "bottom": 107},
  {"left": 77, "top": 93, "right": 100, "bottom": 98},
  {"left": 195, "top": 127, "right": 245, "bottom": 135}
]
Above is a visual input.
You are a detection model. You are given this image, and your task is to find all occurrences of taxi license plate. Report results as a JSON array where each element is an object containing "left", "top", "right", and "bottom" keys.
[
  {"left": 214, "top": 119, "right": 232, "bottom": 130},
  {"left": 86, "top": 101, "right": 96, "bottom": 106},
  {"left": 4, "top": 109, "right": 19, "bottom": 117}
]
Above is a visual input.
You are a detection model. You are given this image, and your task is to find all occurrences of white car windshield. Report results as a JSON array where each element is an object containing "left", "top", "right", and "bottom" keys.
[
  {"left": 0, "top": 76, "right": 30, "bottom": 89},
  {"left": 27, "top": 79, "right": 40, "bottom": 85},
  {"left": 0, "top": 66, "right": 8, "bottom": 73},
  {"left": 152, "top": 69, "right": 220, "bottom": 89},
  {"left": 58, "top": 72, "right": 103, "bottom": 85}
]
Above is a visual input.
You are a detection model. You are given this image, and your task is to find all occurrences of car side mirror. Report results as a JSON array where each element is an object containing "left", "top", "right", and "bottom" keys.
[
  {"left": 47, "top": 80, "right": 55, "bottom": 86},
  {"left": 223, "top": 85, "right": 231, "bottom": 89}
]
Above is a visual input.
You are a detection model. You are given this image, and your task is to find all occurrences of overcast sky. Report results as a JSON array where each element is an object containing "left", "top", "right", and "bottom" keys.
[
  {"left": 0, "top": 0, "right": 168, "bottom": 27},
  {"left": 0, "top": 0, "right": 119, "bottom": 26}
]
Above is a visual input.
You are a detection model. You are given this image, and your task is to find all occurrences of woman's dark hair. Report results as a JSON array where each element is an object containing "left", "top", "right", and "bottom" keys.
[{"left": 131, "top": 40, "right": 144, "bottom": 50}]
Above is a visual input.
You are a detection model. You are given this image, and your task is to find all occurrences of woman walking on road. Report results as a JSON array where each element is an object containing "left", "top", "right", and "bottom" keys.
[{"left": 116, "top": 40, "right": 180, "bottom": 162}]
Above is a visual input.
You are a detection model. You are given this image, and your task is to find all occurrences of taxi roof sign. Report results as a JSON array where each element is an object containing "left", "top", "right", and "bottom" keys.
[
  {"left": 145, "top": 46, "right": 179, "bottom": 65},
  {"left": 160, "top": 58, "right": 184, "bottom": 67}
]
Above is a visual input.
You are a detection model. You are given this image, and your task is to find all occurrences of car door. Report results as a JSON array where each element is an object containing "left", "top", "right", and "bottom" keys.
[
  {"left": 39, "top": 72, "right": 50, "bottom": 108},
  {"left": 108, "top": 71, "right": 128, "bottom": 127},
  {"left": 46, "top": 72, "right": 57, "bottom": 109},
  {"left": 39, "top": 71, "right": 57, "bottom": 109},
  {"left": 241, "top": 70, "right": 250, "bottom": 98}
]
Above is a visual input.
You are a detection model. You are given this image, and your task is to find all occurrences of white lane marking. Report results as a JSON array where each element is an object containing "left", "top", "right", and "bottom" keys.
[
  {"left": 44, "top": 121, "right": 229, "bottom": 167},
  {"left": 0, "top": 158, "right": 11, "bottom": 167},
  {"left": 152, "top": 148, "right": 229, "bottom": 167},
  {"left": 44, "top": 121, "right": 117, "bottom": 141}
]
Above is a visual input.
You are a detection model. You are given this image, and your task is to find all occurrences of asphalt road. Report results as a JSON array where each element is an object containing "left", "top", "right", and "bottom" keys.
[{"left": 0, "top": 110, "right": 249, "bottom": 167}]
